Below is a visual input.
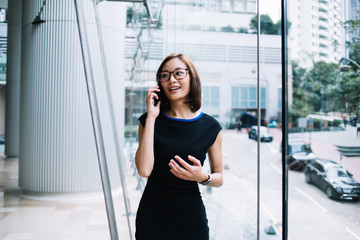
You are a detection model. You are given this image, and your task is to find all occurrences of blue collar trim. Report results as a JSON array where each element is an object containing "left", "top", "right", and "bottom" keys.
[{"left": 162, "top": 112, "right": 203, "bottom": 122}]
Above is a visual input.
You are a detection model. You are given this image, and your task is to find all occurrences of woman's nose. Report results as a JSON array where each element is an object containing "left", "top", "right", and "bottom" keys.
[{"left": 169, "top": 73, "right": 177, "bottom": 82}]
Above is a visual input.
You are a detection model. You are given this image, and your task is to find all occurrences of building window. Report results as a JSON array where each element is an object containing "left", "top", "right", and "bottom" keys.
[
  {"left": 202, "top": 86, "right": 220, "bottom": 117},
  {"left": 319, "top": 44, "right": 328, "bottom": 49},
  {"left": 320, "top": 53, "right": 328, "bottom": 57},
  {"left": 232, "top": 86, "right": 266, "bottom": 109},
  {"left": 221, "top": 0, "right": 231, "bottom": 12}
]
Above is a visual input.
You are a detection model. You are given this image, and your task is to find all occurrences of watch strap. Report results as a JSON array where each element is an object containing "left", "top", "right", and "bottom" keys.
[{"left": 200, "top": 174, "right": 212, "bottom": 186}]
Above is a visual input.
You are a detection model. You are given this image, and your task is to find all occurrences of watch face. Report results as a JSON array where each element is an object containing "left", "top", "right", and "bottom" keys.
[{"left": 201, "top": 174, "right": 211, "bottom": 185}]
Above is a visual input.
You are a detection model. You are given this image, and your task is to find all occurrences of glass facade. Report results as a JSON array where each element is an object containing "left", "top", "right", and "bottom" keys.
[
  {"left": 1, "top": 1, "right": 360, "bottom": 240},
  {"left": 202, "top": 86, "right": 220, "bottom": 118},
  {"left": 231, "top": 86, "right": 266, "bottom": 109}
]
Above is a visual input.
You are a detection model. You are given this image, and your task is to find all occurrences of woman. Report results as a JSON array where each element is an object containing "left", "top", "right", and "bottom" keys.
[{"left": 135, "top": 53, "right": 223, "bottom": 240}]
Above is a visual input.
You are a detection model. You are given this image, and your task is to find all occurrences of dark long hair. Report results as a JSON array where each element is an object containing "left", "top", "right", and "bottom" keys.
[{"left": 156, "top": 54, "right": 201, "bottom": 112}]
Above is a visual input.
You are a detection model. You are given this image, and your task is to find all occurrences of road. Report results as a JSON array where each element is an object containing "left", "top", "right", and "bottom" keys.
[{"left": 221, "top": 129, "right": 360, "bottom": 240}]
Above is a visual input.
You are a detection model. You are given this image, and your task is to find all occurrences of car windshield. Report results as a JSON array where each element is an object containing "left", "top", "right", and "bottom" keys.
[
  {"left": 327, "top": 167, "right": 350, "bottom": 178},
  {"left": 290, "top": 144, "right": 311, "bottom": 153}
]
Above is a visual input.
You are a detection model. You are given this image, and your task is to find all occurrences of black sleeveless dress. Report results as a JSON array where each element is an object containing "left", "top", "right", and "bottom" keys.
[{"left": 135, "top": 112, "right": 222, "bottom": 240}]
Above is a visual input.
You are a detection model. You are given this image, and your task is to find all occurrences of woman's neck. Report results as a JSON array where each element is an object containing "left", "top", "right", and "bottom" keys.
[{"left": 166, "top": 104, "right": 198, "bottom": 119}]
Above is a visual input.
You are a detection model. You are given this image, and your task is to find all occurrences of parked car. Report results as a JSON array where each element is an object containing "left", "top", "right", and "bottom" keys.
[
  {"left": 268, "top": 120, "right": 277, "bottom": 128},
  {"left": 248, "top": 126, "right": 273, "bottom": 142},
  {"left": 305, "top": 159, "right": 360, "bottom": 200},
  {"left": 284, "top": 138, "right": 318, "bottom": 171}
]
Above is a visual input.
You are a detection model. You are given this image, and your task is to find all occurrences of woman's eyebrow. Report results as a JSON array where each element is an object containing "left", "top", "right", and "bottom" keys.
[{"left": 161, "top": 67, "right": 187, "bottom": 72}]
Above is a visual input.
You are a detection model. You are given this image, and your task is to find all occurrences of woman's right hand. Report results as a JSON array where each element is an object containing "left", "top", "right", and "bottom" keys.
[{"left": 146, "top": 86, "right": 161, "bottom": 119}]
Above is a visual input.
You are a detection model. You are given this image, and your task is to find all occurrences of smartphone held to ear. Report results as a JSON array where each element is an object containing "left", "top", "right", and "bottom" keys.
[{"left": 152, "top": 97, "right": 159, "bottom": 106}]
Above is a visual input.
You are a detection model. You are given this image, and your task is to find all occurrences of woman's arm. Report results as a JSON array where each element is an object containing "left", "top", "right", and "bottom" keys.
[
  {"left": 135, "top": 86, "right": 161, "bottom": 178},
  {"left": 206, "top": 131, "right": 223, "bottom": 187},
  {"left": 135, "top": 119, "right": 155, "bottom": 178}
]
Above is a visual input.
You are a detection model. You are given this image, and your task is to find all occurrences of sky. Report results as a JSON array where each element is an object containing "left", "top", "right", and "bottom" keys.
[{"left": 260, "top": 1, "right": 281, "bottom": 22}]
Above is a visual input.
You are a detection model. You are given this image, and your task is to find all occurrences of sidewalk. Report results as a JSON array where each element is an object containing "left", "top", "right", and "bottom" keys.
[{"left": 288, "top": 125, "right": 360, "bottom": 182}]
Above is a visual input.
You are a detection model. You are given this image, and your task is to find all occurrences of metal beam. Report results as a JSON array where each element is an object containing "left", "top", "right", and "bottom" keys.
[
  {"left": 73, "top": 0, "right": 119, "bottom": 239},
  {"left": 281, "top": 0, "right": 289, "bottom": 239},
  {"left": 92, "top": 1, "right": 133, "bottom": 239}
]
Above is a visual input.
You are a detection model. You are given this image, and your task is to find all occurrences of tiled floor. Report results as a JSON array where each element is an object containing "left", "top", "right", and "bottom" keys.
[{"left": 0, "top": 152, "right": 141, "bottom": 240}]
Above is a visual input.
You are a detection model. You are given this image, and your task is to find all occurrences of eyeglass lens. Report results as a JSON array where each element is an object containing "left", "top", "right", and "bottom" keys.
[{"left": 159, "top": 69, "right": 187, "bottom": 82}]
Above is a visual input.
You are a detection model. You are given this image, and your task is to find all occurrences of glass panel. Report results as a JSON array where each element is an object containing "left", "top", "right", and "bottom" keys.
[
  {"left": 125, "top": 0, "right": 286, "bottom": 239},
  {"left": 232, "top": 87, "right": 240, "bottom": 108},
  {"left": 258, "top": 1, "right": 283, "bottom": 239},
  {"left": 260, "top": 87, "right": 266, "bottom": 108},
  {"left": 249, "top": 87, "right": 256, "bottom": 108},
  {"left": 287, "top": 0, "right": 360, "bottom": 239},
  {"left": 203, "top": 86, "right": 220, "bottom": 117},
  {"left": 240, "top": 87, "right": 248, "bottom": 108}
]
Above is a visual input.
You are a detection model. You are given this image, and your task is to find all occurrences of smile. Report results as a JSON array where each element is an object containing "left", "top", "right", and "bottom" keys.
[{"left": 169, "top": 87, "right": 181, "bottom": 91}]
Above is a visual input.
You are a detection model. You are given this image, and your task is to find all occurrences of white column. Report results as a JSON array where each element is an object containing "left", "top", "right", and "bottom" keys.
[
  {"left": 19, "top": 0, "right": 125, "bottom": 196},
  {"left": 5, "top": 0, "right": 21, "bottom": 158}
]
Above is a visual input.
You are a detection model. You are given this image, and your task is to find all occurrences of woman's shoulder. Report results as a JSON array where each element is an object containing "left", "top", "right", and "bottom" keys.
[
  {"left": 201, "top": 113, "right": 222, "bottom": 129},
  {"left": 138, "top": 112, "right": 148, "bottom": 126}
]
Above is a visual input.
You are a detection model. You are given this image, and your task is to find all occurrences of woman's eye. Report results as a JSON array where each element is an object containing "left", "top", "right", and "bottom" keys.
[
  {"left": 175, "top": 71, "right": 184, "bottom": 76},
  {"left": 161, "top": 73, "right": 170, "bottom": 78}
]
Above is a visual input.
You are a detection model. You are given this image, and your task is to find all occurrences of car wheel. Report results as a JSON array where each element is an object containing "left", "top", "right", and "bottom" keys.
[
  {"left": 305, "top": 173, "right": 312, "bottom": 184},
  {"left": 326, "top": 187, "right": 334, "bottom": 199}
]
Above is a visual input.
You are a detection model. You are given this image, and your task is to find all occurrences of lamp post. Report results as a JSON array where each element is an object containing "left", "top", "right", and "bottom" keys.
[{"left": 339, "top": 57, "right": 360, "bottom": 72}]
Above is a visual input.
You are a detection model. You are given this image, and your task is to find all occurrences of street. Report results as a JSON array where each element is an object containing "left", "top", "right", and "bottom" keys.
[{"left": 206, "top": 128, "right": 360, "bottom": 240}]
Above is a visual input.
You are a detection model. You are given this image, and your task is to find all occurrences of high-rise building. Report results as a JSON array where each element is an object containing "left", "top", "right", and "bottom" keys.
[
  {"left": 342, "top": 0, "right": 360, "bottom": 57},
  {"left": 288, "top": 0, "right": 343, "bottom": 68}
]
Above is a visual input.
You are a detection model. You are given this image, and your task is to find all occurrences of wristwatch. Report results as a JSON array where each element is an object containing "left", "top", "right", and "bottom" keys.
[{"left": 199, "top": 174, "right": 212, "bottom": 186}]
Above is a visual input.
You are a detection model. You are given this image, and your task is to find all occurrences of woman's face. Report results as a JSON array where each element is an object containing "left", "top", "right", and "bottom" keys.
[{"left": 159, "top": 57, "right": 191, "bottom": 104}]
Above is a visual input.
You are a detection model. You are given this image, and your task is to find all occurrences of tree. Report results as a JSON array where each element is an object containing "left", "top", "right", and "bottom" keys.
[
  {"left": 333, "top": 71, "right": 360, "bottom": 116},
  {"left": 250, "top": 14, "right": 291, "bottom": 35},
  {"left": 347, "top": 39, "right": 360, "bottom": 70},
  {"left": 338, "top": 12, "right": 360, "bottom": 115},
  {"left": 290, "top": 61, "right": 309, "bottom": 121},
  {"left": 250, "top": 14, "right": 278, "bottom": 34},
  {"left": 307, "top": 61, "right": 339, "bottom": 113},
  {"left": 342, "top": 11, "right": 360, "bottom": 35}
]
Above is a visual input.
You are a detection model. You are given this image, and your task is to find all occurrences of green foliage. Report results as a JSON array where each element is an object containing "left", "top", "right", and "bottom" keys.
[
  {"left": 125, "top": 125, "right": 138, "bottom": 138},
  {"left": 312, "top": 118, "right": 321, "bottom": 129},
  {"left": 306, "top": 61, "right": 339, "bottom": 113},
  {"left": 291, "top": 60, "right": 354, "bottom": 118},
  {"left": 290, "top": 61, "right": 311, "bottom": 121},
  {"left": 333, "top": 70, "right": 360, "bottom": 116},
  {"left": 333, "top": 120, "right": 342, "bottom": 127},
  {"left": 348, "top": 39, "right": 360, "bottom": 70},
  {"left": 342, "top": 11, "right": 360, "bottom": 35},
  {"left": 222, "top": 25, "right": 235, "bottom": 33},
  {"left": 238, "top": 27, "right": 248, "bottom": 33},
  {"left": 250, "top": 14, "right": 278, "bottom": 35},
  {"left": 290, "top": 16, "right": 360, "bottom": 119},
  {"left": 249, "top": 14, "right": 291, "bottom": 35}
]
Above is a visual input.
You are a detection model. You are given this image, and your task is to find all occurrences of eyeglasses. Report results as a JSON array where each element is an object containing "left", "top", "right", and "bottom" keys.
[{"left": 157, "top": 68, "right": 189, "bottom": 82}]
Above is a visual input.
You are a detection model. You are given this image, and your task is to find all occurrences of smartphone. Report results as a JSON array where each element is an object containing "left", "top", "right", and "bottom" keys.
[
  {"left": 152, "top": 97, "right": 159, "bottom": 106},
  {"left": 153, "top": 86, "right": 164, "bottom": 106}
]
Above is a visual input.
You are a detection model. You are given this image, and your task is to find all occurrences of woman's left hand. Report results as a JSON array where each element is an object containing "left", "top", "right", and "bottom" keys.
[{"left": 169, "top": 155, "right": 209, "bottom": 183}]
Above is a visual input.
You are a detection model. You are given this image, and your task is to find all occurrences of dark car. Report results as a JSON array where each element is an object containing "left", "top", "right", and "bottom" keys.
[
  {"left": 305, "top": 159, "right": 360, "bottom": 200},
  {"left": 285, "top": 139, "right": 318, "bottom": 171},
  {"left": 248, "top": 126, "right": 273, "bottom": 142}
]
